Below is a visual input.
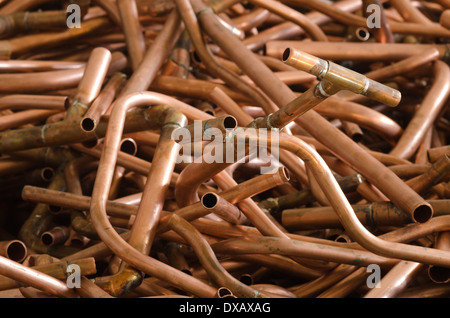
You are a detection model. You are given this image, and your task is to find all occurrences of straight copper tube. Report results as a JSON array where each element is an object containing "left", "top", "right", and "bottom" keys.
[
  {"left": 0, "top": 255, "right": 78, "bottom": 298},
  {"left": 265, "top": 41, "right": 449, "bottom": 62}
]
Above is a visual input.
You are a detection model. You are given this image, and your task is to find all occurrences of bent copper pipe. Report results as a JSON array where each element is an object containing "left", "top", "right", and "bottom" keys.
[
  {"left": 165, "top": 214, "right": 264, "bottom": 298},
  {"left": 89, "top": 92, "right": 218, "bottom": 297},
  {"left": 390, "top": 61, "right": 450, "bottom": 159},
  {"left": 181, "top": 3, "right": 431, "bottom": 227}
]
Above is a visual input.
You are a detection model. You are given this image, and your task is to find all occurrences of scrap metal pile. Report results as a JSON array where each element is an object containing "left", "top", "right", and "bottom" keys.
[{"left": 0, "top": 0, "right": 449, "bottom": 298}]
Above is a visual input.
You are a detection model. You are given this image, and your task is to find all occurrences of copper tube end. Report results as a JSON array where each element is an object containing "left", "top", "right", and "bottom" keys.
[
  {"left": 412, "top": 203, "right": 433, "bottom": 224},
  {"left": 120, "top": 138, "right": 138, "bottom": 156},
  {"left": 40, "top": 167, "right": 55, "bottom": 182},
  {"left": 0, "top": 240, "right": 27, "bottom": 263},
  {"left": 80, "top": 117, "right": 96, "bottom": 133},
  {"left": 428, "top": 265, "right": 450, "bottom": 284},
  {"left": 216, "top": 287, "right": 236, "bottom": 298},
  {"left": 40, "top": 226, "right": 70, "bottom": 246}
]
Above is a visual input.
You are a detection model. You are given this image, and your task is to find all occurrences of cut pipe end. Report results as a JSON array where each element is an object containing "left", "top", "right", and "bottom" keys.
[
  {"left": 4, "top": 240, "right": 27, "bottom": 263},
  {"left": 80, "top": 117, "right": 96, "bottom": 132},
  {"left": 201, "top": 192, "right": 219, "bottom": 209},
  {"left": 412, "top": 203, "right": 433, "bottom": 224}
]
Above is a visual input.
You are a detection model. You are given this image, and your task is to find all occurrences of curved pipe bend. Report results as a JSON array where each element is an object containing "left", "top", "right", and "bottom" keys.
[
  {"left": 89, "top": 92, "right": 217, "bottom": 298},
  {"left": 245, "top": 132, "right": 450, "bottom": 268}
]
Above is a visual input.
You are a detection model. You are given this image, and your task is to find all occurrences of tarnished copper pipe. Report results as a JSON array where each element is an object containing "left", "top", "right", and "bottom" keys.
[{"left": 40, "top": 226, "right": 70, "bottom": 247}]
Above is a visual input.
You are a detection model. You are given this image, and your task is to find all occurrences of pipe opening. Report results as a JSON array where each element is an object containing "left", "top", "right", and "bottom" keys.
[
  {"left": 120, "top": 139, "right": 137, "bottom": 156},
  {"left": 41, "top": 167, "right": 55, "bottom": 182},
  {"left": 356, "top": 27, "right": 371, "bottom": 41},
  {"left": 223, "top": 116, "right": 238, "bottom": 130},
  {"left": 181, "top": 269, "right": 193, "bottom": 276},
  {"left": 81, "top": 117, "right": 96, "bottom": 132},
  {"left": 239, "top": 274, "right": 253, "bottom": 286},
  {"left": 279, "top": 167, "right": 291, "bottom": 182},
  {"left": 413, "top": 204, "right": 433, "bottom": 223},
  {"left": 352, "top": 133, "right": 363, "bottom": 143},
  {"left": 6, "top": 241, "right": 27, "bottom": 262},
  {"left": 201, "top": 193, "right": 218, "bottom": 209},
  {"left": 217, "top": 287, "right": 234, "bottom": 298},
  {"left": 428, "top": 265, "right": 450, "bottom": 284},
  {"left": 282, "top": 48, "right": 292, "bottom": 62},
  {"left": 41, "top": 233, "right": 54, "bottom": 246},
  {"left": 47, "top": 205, "right": 62, "bottom": 214}
]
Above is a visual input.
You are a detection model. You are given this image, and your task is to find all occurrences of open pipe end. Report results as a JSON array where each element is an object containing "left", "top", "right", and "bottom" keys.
[
  {"left": 278, "top": 167, "right": 291, "bottom": 183},
  {"left": 223, "top": 115, "right": 238, "bottom": 130},
  {"left": 120, "top": 138, "right": 138, "bottom": 156},
  {"left": 41, "top": 232, "right": 55, "bottom": 246},
  {"left": 40, "top": 167, "right": 55, "bottom": 182},
  {"left": 5, "top": 240, "right": 27, "bottom": 263},
  {"left": 412, "top": 203, "right": 433, "bottom": 224},
  {"left": 428, "top": 265, "right": 450, "bottom": 284},
  {"left": 80, "top": 117, "right": 96, "bottom": 133},
  {"left": 201, "top": 192, "right": 219, "bottom": 209},
  {"left": 282, "top": 48, "right": 292, "bottom": 63}
]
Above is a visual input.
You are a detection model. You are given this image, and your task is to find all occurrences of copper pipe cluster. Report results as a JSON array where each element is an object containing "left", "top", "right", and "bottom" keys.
[{"left": 0, "top": 0, "right": 448, "bottom": 300}]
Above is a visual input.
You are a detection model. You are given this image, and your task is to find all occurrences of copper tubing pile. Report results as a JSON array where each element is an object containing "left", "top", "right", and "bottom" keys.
[{"left": 0, "top": 0, "right": 449, "bottom": 300}]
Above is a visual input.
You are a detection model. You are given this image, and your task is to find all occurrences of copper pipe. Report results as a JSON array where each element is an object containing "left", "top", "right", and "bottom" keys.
[
  {"left": 3, "top": 17, "right": 111, "bottom": 59},
  {"left": 247, "top": 0, "right": 328, "bottom": 42},
  {"left": 364, "top": 261, "right": 426, "bottom": 298},
  {"left": 428, "top": 145, "right": 450, "bottom": 163},
  {"left": 40, "top": 226, "right": 70, "bottom": 247},
  {"left": 0, "top": 10, "right": 69, "bottom": 37},
  {"left": 81, "top": 72, "right": 127, "bottom": 132},
  {"left": 406, "top": 155, "right": 450, "bottom": 197},
  {"left": 0, "top": 59, "right": 84, "bottom": 73},
  {"left": 0, "top": 240, "right": 27, "bottom": 263},
  {"left": 0, "top": 255, "right": 78, "bottom": 298},
  {"left": 241, "top": 0, "right": 362, "bottom": 52},
  {"left": 119, "top": 9, "right": 183, "bottom": 97},
  {"left": 165, "top": 214, "right": 264, "bottom": 298},
  {"left": 66, "top": 47, "right": 112, "bottom": 120},
  {"left": 116, "top": 0, "right": 146, "bottom": 71},
  {"left": 201, "top": 192, "right": 247, "bottom": 225},
  {"left": 89, "top": 92, "right": 218, "bottom": 297},
  {"left": 390, "top": 0, "right": 434, "bottom": 25},
  {"left": 0, "top": 257, "right": 96, "bottom": 293},
  {"left": 390, "top": 61, "right": 450, "bottom": 159},
  {"left": 0, "top": 94, "right": 69, "bottom": 111},
  {"left": 265, "top": 41, "right": 450, "bottom": 61},
  {"left": 441, "top": 10, "right": 450, "bottom": 29},
  {"left": 210, "top": 235, "right": 397, "bottom": 268},
  {"left": 428, "top": 231, "right": 450, "bottom": 283},
  {"left": 92, "top": 0, "right": 122, "bottom": 27}
]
